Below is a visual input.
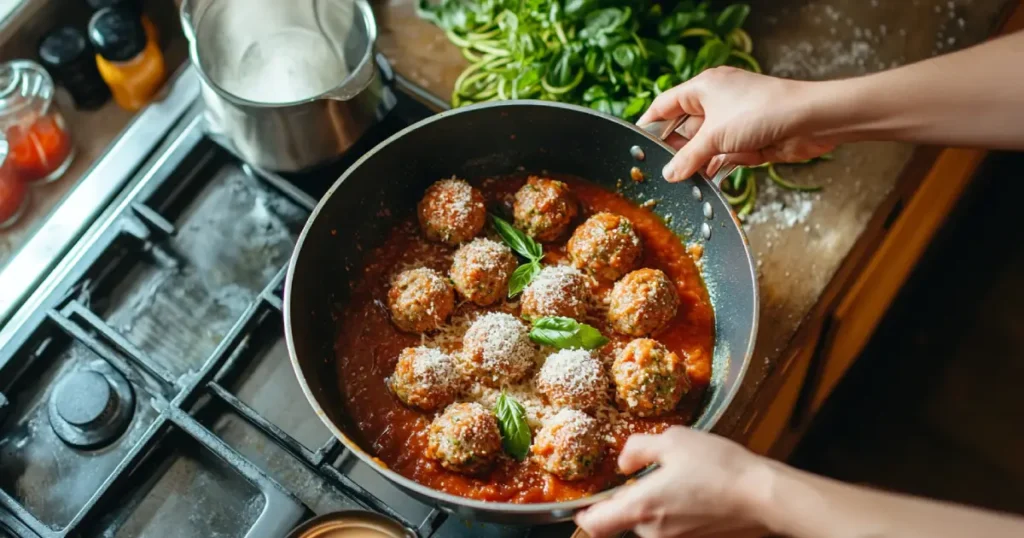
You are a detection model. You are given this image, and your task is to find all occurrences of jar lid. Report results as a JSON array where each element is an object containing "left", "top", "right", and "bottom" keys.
[
  {"left": 87, "top": 7, "right": 145, "bottom": 63},
  {"left": 0, "top": 60, "right": 54, "bottom": 117},
  {"left": 39, "top": 26, "right": 90, "bottom": 68},
  {"left": 85, "top": 0, "right": 140, "bottom": 11}
]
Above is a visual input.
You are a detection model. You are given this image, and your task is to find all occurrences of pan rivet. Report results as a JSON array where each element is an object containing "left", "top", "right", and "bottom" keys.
[
  {"left": 700, "top": 222, "right": 712, "bottom": 240},
  {"left": 691, "top": 186, "right": 702, "bottom": 201},
  {"left": 630, "top": 146, "right": 646, "bottom": 161},
  {"left": 702, "top": 202, "right": 713, "bottom": 219}
]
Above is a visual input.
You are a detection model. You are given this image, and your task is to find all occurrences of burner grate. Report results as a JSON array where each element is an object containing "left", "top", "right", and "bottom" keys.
[{"left": 0, "top": 84, "right": 544, "bottom": 538}]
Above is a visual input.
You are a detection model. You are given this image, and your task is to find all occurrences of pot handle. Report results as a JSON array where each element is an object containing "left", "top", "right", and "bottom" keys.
[{"left": 639, "top": 116, "right": 737, "bottom": 188}]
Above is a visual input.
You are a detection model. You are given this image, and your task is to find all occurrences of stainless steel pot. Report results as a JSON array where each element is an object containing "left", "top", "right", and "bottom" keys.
[{"left": 180, "top": 0, "right": 396, "bottom": 172}]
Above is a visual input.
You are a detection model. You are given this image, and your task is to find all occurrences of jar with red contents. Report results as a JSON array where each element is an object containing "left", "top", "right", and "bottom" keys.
[
  {"left": 0, "top": 60, "right": 75, "bottom": 184},
  {"left": 0, "top": 139, "right": 29, "bottom": 229}
]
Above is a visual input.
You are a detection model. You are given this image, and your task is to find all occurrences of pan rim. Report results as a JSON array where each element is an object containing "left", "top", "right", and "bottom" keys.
[{"left": 283, "top": 99, "right": 760, "bottom": 517}]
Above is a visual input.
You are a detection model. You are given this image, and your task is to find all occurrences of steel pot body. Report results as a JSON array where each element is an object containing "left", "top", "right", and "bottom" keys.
[
  {"left": 284, "top": 101, "right": 759, "bottom": 523},
  {"left": 181, "top": 0, "right": 395, "bottom": 172}
]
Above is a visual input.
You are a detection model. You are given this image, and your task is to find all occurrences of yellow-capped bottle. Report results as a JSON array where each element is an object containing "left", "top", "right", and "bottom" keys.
[{"left": 88, "top": 7, "right": 166, "bottom": 111}]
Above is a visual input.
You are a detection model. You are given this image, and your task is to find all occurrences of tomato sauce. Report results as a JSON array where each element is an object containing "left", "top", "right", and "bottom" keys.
[{"left": 333, "top": 175, "right": 715, "bottom": 503}]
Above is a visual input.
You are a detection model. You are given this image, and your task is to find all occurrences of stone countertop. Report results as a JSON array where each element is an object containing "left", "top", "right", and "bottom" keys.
[{"left": 375, "top": 0, "right": 1017, "bottom": 436}]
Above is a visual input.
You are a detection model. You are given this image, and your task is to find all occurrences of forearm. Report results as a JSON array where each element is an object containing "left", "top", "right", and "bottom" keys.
[
  {"left": 742, "top": 460, "right": 1024, "bottom": 538},
  {"left": 804, "top": 30, "right": 1024, "bottom": 149}
]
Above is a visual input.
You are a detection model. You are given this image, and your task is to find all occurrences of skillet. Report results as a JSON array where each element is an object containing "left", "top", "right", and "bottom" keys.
[{"left": 284, "top": 100, "right": 758, "bottom": 524}]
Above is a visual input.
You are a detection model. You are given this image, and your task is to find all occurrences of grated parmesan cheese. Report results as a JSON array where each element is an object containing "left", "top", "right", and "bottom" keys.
[
  {"left": 462, "top": 312, "right": 537, "bottom": 385},
  {"left": 536, "top": 349, "right": 608, "bottom": 412}
]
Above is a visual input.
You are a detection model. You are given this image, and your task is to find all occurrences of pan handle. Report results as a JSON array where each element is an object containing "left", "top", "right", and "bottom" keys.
[{"left": 638, "top": 116, "right": 737, "bottom": 188}]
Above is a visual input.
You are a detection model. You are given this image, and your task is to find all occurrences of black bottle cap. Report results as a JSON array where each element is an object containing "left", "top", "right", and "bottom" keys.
[
  {"left": 39, "top": 26, "right": 89, "bottom": 68},
  {"left": 85, "top": 0, "right": 141, "bottom": 11},
  {"left": 88, "top": 7, "right": 146, "bottom": 63}
]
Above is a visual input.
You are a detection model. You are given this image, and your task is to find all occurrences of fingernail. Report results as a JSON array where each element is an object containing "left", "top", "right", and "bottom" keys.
[{"left": 662, "top": 163, "right": 677, "bottom": 182}]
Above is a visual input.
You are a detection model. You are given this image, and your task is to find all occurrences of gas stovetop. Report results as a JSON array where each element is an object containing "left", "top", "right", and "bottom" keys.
[{"left": 0, "top": 70, "right": 568, "bottom": 538}]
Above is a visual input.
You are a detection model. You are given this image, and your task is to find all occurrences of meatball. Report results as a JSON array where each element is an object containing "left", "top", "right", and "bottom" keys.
[
  {"left": 536, "top": 349, "right": 608, "bottom": 412},
  {"left": 607, "top": 268, "right": 680, "bottom": 336},
  {"left": 567, "top": 212, "right": 642, "bottom": 281},
  {"left": 418, "top": 178, "right": 487, "bottom": 245},
  {"left": 513, "top": 176, "right": 579, "bottom": 242},
  {"left": 532, "top": 409, "right": 604, "bottom": 481},
  {"left": 450, "top": 238, "right": 518, "bottom": 306},
  {"left": 388, "top": 347, "right": 464, "bottom": 412},
  {"left": 461, "top": 312, "right": 536, "bottom": 387},
  {"left": 520, "top": 265, "right": 591, "bottom": 321},
  {"left": 612, "top": 338, "right": 689, "bottom": 417},
  {"left": 387, "top": 268, "right": 455, "bottom": 333},
  {"left": 426, "top": 402, "right": 503, "bottom": 475}
]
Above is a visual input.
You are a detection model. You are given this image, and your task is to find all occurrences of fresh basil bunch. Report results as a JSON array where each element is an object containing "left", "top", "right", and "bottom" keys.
[{"left": 418, "top": 0, "right": 756, "bottom": 121}]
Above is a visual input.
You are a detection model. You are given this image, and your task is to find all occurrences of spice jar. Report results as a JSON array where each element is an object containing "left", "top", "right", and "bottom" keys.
[
  {"left": 39, "top": 26, "right": 111, "bottom": 110},
  {"left": 0, "top": 60, "right": 76, "bottom": 184},
  {"left": 0, "top": 140, "right": 29, "bottom": 230},
  {"left": 84, "top": 0, "right": 159, "bottom": 44},
  {"left": 88, "top": 7, "right": 166, "bottom": 112}
]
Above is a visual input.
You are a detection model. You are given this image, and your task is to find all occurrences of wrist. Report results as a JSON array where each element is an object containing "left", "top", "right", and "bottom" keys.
[{"left": 729, "top": 457, "right": 784, "bottom": 532}]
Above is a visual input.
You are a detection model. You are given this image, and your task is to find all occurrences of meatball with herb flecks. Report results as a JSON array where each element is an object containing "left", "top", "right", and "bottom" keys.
[
  {"left": 607, "top": 268, "right": 679, "bottom": 336},
  {"left": 461, "top": 312, "right": 537, "bottom": 387},
  {"left": 536, "top": 349, "right": 608, "bottom": 412},
  {"left": 388, "top": 347, "right": 464, "bottom": 412},
  {"left": 567, "top": 212, "right": 642, "bottom": 281},
  {"left": 387, "top": 268, "right": 454, "bottom": 333},
  {"left": 532, "top": 409, "right": 604, "bottom": 481},
  {"left": 450, "top": 238, "right": 518, "bottom": 306},
  {"left": 418, "top": 177, "right": 486, "bottom": 245},
  {"left": 426, "top": 402, "right": 504, "bottom": 475},
  {"left": 513, "top": 176, "right": 579, "bottom": 242},
  {"left": 612, "top": 338, "right": 689, "bottom": 417},
  {"left": 521, "top": 265, "right": 591, "bottom": 321}
]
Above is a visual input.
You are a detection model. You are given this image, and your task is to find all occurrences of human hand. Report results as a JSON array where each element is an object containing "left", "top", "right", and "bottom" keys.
[
  {"left": 574, "top": 426, "right": 772, "bottom": 538},
  {"left": 638, "top": 67, "right": 837, "bottom": 183}
]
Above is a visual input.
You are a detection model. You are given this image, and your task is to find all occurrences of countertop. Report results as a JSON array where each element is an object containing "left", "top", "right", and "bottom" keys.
[{"left": 374, "top": 0, "right": 1018, "bottom": 437}]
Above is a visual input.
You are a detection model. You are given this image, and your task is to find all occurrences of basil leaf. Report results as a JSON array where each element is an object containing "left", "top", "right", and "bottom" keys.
[
  {"left": 694, "top": 39, "right": 731, "bottom": 72},
  {"left": 666, "top": 44, "right": 688, "bottom": 73},
  {"left": 508, "top": 261, "right": 541, "bottom": 298},
  {"left": 490, "top": 214, "right": 543, "bottom": 261},
  {"left": 529, "top": 316, "right": 610, "bottom": 350},
  {"left": 623, "top": 97, "right": 647, "bottom": 120},
  {"left": 495, "top": 392, "right": 531, "bottom": 460},
  {"left": 715, "top": 4, "right": 750, "bottom": 36}
]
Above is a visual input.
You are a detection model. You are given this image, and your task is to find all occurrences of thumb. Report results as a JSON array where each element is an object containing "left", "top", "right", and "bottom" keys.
[
  {"left": 618, "top": 433, "right": 670, "bottom": 474},
  {"left": 574, "top": 480, "right": 657, "bottom": 538},
  {"left": 663, "top": 130, "right": 718, "bottom": 183}
]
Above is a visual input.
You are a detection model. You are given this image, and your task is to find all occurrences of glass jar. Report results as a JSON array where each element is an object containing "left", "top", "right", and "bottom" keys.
[
  {"left": 0, "top": 60, "right": 76, "bottom": 184},
  {"left": 0, "top": 140, "right": 29, "bottom": 230}
]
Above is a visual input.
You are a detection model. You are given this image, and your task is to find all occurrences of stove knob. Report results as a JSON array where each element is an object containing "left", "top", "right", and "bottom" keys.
[{"left": 48, "top": 367, "right": 134, "bottom": 449}]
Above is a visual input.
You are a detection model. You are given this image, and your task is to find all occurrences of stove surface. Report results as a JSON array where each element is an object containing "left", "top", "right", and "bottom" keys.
[{"left": 0, "top": 77, "right": 566, "bottom": 538}]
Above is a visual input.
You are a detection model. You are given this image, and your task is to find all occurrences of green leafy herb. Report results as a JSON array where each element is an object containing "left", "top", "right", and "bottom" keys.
[
  {"left": 491, "top": 214, "right": 542, "bottom": 260},
  {"left": 508, "top": 260, "right": 542, "bottom": 297},
  {"left": 495, "top": 392, "right": 531, "bottom": 460},
  {"left": 491, "top": 214, "right": 544, "bottom": 297},
  {"left": 529, "top": 316, "right": 610, "bottom": 350}
]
